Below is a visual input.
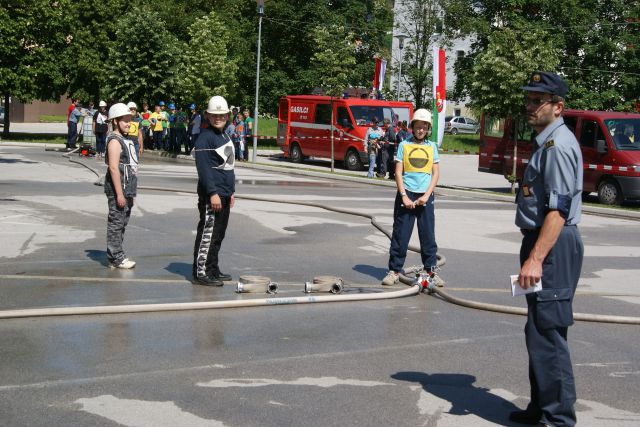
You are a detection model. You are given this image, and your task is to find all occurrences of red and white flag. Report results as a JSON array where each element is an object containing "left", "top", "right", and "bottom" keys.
[{"left": 373, "top": 57, "right": 387, "bottom": 92}]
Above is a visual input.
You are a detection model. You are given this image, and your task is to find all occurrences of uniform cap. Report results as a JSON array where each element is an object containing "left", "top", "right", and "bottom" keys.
[
  {"left": 206, "top": 95, "right": 230, "bottom": 114},
  {"left": 521, "top": 71, "right": 568, "bottom": 98},
  {"left": 190, "top": 103, "right": 196, "bottom": 109},
  {"left": 108, "top": 103, "right": 132, "bottom": 121},
  {"left": 159, "top": 101, "right": 165, "bottom": 106},
  {"left": 98, "top": 100, "right": 107, "bottom": 107},
  {"left": 410, "top": 109, "right": 432, "bottom": 128},
  {"left": 126, "top": 101, "right": 137, "bottom": 110},
  {"left": 168, "top": 103, "right": 176, "bottom": 110}
]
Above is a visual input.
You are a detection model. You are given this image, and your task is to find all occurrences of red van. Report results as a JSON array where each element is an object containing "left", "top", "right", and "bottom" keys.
[
  {"left": 277, "top": 95, "right": 414, "bottom": 170},
  {"left": 478, "top": 110, "right": 640, "bottom": 204}
]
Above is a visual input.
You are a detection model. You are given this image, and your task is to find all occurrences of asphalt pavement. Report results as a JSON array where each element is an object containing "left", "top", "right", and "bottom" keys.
[{"left": 0, "top": 142, "right": 639, "bottom": 426}]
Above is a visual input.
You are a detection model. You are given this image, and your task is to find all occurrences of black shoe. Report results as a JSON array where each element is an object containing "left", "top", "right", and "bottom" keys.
[
  {"left": 509, "top": 409, "right": 541, "bottom": 425},
  {"left": 191, "top": 275, "right": 224, "bottom": 287},
  {"left": 210, "top": 271, "right": 232, "bottom": 281}
]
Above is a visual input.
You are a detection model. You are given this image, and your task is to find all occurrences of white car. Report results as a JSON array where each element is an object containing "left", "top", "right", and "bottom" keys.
[{"left": 444, "top": 116, "right": 479, "bottom": 134}]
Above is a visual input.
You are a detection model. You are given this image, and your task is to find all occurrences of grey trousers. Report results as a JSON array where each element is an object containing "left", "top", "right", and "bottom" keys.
[{"left": 106, "top": 195, "right": 133, "bottom": 264}]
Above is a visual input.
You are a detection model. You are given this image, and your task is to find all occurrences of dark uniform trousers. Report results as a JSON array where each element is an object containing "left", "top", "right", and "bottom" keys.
[
  {"left": 520, "top": 225, "right": 583, "bottom": 426},
  {"left": 192, "top": 194, "right": 231, "bottom": 278},
  {"left": 388, "top": 191, "right": 437, "bottom": 272}
]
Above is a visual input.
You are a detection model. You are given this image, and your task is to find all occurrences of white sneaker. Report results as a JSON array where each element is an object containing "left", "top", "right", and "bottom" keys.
[
  {"left": 109, "top": 258, "right": 136, "bottom": 269},
  {"left": 381, "top": 271, "right": 400, "bottom": 286},
  {"left": 424, "top": 268, "right": 445, "bottom": 287}
]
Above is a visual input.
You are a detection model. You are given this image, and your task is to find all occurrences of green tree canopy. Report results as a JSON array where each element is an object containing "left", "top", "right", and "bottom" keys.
[
  {"left": 0, "top": 0, "right": 72, "bottom": 132},
  {"left": 470, "top": 23, "right": 561, "bottom": 118},
  {"left": 175, "top": 11, "right": 238, "bottom": 107},
  {"left": 103, "top": 7, "right": 181, "bottom": 105},
  {"left": 447, "top": 0, "right": 640, "bottom": 111},
  {"left": 311, "top": 25, "right": 357, "bottom": 97}
]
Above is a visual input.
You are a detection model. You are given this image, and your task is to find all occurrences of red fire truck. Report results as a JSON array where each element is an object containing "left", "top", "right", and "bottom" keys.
[
  {"left": 478, "top": 110, "right": 640, "bottom": 204},
  {"left": 277, "top": 95, "right": 414, "bottom": 170}
]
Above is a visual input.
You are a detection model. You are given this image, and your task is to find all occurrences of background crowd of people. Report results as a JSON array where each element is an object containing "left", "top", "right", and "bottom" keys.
[{"left": 66, "top": 99, "right": 254, "bottom": 161}]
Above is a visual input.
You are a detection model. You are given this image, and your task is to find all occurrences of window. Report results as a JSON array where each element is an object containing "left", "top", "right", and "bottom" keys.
[
  {"left": 337, "top": 107, "right": 352, "bottom": 128},
  {"left": 458, "top": 117, "right": 467, "bottom": 124},
  {"left": 483, "top": 115, "right": 504, "bottom": 138},
  {"left": 454, "top": 109, "right": 461, "bottom": 116},
  {"left": 580, "top": 120, "right": 602, "bottom": 148},
  {"left": 315, "top": 104, "right": 331, "bottom": 125}
]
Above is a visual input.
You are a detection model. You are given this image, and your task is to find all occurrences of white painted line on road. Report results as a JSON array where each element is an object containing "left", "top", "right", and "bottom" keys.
[
  {"left": 198, "top": 376, "right": 390, "bottom": 389},
  {"left": 76, "top": 395, "right": 226, "bottom": 427}
]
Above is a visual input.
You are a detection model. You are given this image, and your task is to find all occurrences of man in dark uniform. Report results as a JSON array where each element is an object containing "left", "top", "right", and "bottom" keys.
[
  {"left": 510, "top": 71, "right": 584, "bottom": 427},
  {"left": 192, "top": 95, "right": 236, "bottom": 286}
]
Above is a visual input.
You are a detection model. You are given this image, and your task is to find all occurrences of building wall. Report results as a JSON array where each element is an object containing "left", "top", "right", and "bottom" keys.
[{"left": 9, "top": 95, "right": 72, "bottom": 123}]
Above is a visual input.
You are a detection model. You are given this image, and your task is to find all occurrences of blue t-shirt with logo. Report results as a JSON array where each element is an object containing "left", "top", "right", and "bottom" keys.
[{"left": 395, "top": 136, "right": 440, "bottom": 193}]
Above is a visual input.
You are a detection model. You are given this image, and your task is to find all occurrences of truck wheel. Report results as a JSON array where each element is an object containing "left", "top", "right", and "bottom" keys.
[
  {"left": 290, "top": 143, "right": 303, "bottom": 163},
  {"left": 451, "top": 128, "right": 458, "bottom": 135},
  {"left": 344, "top": 149, "right": 363, "bottom": 171},
  {"left": 597, "top": 179, "right": 623, "bottom": 205}
]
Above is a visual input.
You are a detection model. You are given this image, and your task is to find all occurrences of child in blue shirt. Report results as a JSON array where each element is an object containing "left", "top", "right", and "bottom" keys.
[{"left": 382, "top": 109, "right": 444, "bottom": 287}]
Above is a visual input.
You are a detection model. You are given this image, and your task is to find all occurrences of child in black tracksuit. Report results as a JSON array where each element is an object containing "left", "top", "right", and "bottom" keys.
[{"left": 191, "top": 96, "right": 236, "bottom": 286}]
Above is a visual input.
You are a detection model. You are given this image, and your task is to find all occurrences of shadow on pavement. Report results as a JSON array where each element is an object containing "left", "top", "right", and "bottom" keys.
[
  {"left": 165, "top": 261, "right": 193, "bottom": 280},
  {"left": 85, "top": 249, "right": 108, "bottom": 267},
  {"left": 353, "top": 264, "right": 388, "bottom": 280},
  {"left": 391, "top": 371, "right": 520, "bottom": 426}
]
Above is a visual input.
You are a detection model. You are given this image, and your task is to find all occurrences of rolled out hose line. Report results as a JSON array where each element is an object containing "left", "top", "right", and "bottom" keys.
[
  {"left": 21, "top": 153, "right": 635, "bottom": 325},
  {"left": 397, "top": 273, "right": 640, "bottom": 325},
  {"left": 0, "top": 285, "right": 420, "bottom": 319}
]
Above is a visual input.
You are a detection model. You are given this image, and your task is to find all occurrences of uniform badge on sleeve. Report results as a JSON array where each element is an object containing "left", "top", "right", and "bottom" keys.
[
  {"left": 521, "top": 184, "right": 531, "bottom": 197},
  {"left": 544, "top": 139, "right": 555, "bottom": 149}
]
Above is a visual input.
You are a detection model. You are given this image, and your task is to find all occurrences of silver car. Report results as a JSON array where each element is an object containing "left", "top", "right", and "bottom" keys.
[{"left": 444, "top": 116, "right": 479, "bottom": 134}]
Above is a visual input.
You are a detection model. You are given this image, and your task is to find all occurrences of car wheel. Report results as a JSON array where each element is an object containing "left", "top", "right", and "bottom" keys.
[
  {"left": 451, "top": 128, "right": 458, "bottom": 135},
  {"left": 344, "top": 149, "right": 363, "bottom": 171},
  {"left": 290, "top": 143, "right": 303, "bottom": 163},
  {"left": 597, "top": 179, "right": 623, "bottom": 205}
]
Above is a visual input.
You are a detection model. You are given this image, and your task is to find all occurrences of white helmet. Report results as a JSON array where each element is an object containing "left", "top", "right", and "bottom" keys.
[
  {"left": 410, "top": 108, "right": 432, "bottom": 129},
  {"left": 126, "top": 101, "right": 138, "bottom": 110},
  {"left": 206, "top": 95, "right": 230, "bottom": 114},
  {"left": 108, "top": 103, "right": 132, "bottom": 121},
  {"left": 98, "top": 100, "right": 107, "bottom": 107}
]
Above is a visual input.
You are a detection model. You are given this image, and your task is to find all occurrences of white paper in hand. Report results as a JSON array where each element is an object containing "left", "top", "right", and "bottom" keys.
[{"left": 510, "top": 274, "right": 542, "bottom": 297}]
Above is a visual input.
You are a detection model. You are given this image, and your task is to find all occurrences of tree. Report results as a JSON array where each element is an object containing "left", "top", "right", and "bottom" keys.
[
  {"left": 175, "top": 11, "right": 238, "bottom": 107},
  {"left": 103, "top": 7, "right": 181, "bottom": 104},
  {"left": 225, "top": 0, "right": 393, "bottom": 115},
  {"left": 448, "top": 0, "right": 640, "bottom": 112},
  {"left": 0, "top": 0, "right": 72, "bottom": 134},
  {"left": 311, "top": 24, "right": 357, "bottom": 171},
  {"left": 393, "top": 0, "right": 442, "bottom": 108},
  {"left": 61, "top": 0, "right": 126, "bottom": 103},
  {"left": 470, "top": 22, "right": 560, "bottom": 192}
]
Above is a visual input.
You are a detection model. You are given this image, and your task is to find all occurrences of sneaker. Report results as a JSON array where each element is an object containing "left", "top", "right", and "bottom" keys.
[
  {"left": 381, "top": 271, "right": 400, "bottom": 286},
  {"left": 109, "top": 258, "right": 136, "bottom": 269},
  {"left": 427, "top": 270, "right": 445, "bottom": 287},
  {"left": 191, "top": 275, "right": 224, "bottom": 287}
]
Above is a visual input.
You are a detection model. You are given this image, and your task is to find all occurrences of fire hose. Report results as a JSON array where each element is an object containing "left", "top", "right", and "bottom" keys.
[{"left": 1, "top": 148, "right": 637, "bottom": 325}]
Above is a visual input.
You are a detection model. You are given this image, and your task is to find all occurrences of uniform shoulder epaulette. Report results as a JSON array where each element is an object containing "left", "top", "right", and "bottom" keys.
[{"left": 544, "top": 139, "right": 555, "bottom": 149}]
